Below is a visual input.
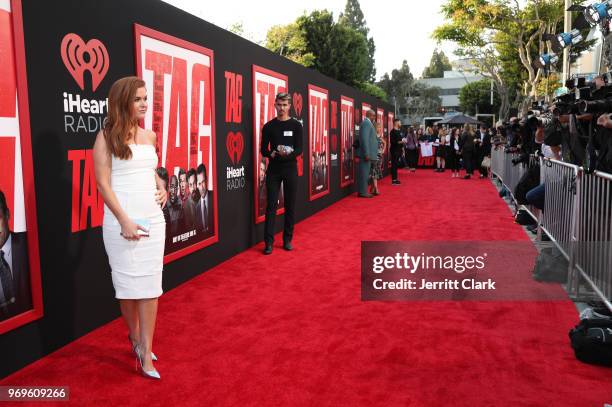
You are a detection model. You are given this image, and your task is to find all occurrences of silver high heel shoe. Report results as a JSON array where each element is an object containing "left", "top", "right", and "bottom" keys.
[
  {"left": 129, "top": 335, "right": 158, "bottom": 361},
  {"left": 135, "top": 344, "right": 161, "bottom": 380}
]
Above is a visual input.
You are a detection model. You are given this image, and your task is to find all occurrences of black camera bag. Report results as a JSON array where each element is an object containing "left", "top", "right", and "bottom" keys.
[{"left": 569, "top": 317, "right": 612, "bottom": 367}]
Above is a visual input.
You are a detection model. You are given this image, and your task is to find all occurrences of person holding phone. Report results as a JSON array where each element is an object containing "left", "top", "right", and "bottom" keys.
[{"left": 93, "top": 76, "right": 167, "bottom": 380}]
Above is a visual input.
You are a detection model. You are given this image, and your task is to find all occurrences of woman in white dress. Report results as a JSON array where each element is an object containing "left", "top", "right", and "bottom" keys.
[{"left": 93, "top": 77, "right": 167, "bottom": 379}]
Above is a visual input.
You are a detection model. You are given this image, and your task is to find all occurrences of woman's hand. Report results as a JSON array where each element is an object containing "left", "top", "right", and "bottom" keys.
[
  {"left": 597, "top": 113, "right": 612, "bottom": 129},
  {"left": 155, "top": 188, "right": 167, "bottom": 208},
  {"left": 120, "top": 219, "right": 143, "bottom": 241}
]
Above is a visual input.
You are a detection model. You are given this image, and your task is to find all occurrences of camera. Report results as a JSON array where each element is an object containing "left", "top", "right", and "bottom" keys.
[{"left": 511, "top": 153, "right": 530, "bottom": 166}]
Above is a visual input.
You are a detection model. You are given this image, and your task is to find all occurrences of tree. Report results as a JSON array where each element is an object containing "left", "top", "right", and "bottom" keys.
[
  {"left": 406, "top": 83, "right": 443, "bottom": 119},
  {"left": 265, "top": 10, "right": 376, "bottom": 94},
  {"left": 377, "top": 60, "right": 442, "bottom": 116},
  {"left": 377, "top": 60, "right": 414, "bottom": 104},
  {"left": 454, "top": 47, "right": 512, "bottom": 120},
  {"left": 339, "top": 0, "right": 376, "bottom": 81},
  {"left": 297, "top": 10, "right": 369, "bottom": 86},
  {"left": 422, "top": 50, "right": 453, "bottom": 78},
  {"left": 459, "top": 79, "right": 501, "bottom": 115},
  {"left": 265, "top": 23, "right": 315, "bottom": 67},
  {"left": 434, "top": 0, "right": 594, "bottom": 116},
  {"left": 356, "top": 82, "right": 387, "bottom": 100}
]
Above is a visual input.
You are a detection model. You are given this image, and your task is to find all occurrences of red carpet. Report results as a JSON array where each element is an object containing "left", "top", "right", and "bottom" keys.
[{"left": 2, "top": 169, "right": 611, "bottom": 406}]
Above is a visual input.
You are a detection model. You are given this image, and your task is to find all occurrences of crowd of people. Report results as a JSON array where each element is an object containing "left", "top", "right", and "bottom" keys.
[
  {"left": 400, "top": 123, "right": 494, "bottom": 179},
  {"left": 356, "top": 113, "right": 498, "bottom": 198}
]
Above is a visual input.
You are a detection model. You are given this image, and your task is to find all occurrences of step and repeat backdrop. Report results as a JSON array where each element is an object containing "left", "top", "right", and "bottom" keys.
[{"left": 0, "top": 0, "right": 392, "bottom": 377}]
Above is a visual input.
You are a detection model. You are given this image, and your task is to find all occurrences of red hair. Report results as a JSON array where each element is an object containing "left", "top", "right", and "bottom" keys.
[{"left": 103, "top": 76, "right": 146, "bottom": 160}]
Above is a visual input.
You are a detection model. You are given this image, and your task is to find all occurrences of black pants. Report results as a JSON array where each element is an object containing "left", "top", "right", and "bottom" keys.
[
  {"left": 264, "top": 164, "right": 297, "bottom": 245},
  {"left": 390, "top": 151, "right": 401, "bottom": 181},
  {"left": 447, "top": 151, "right": 460, "bottom": 171},
  {"left": 405, "top": 149, "right": 418, "bottom": 168},
  {"left": 463, "top": 150, "right": 474, "bottom": 174}
]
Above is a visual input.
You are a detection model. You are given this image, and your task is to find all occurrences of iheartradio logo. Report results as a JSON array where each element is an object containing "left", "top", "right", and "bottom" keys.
[
  {"left": 60, "top": 33, "right": 109, "bottom": 92},
  {"left": 226, "top": 131, "right": 244, "bottom": 165},
  {"left": 292, "top": 92, "right": 303, "bottom": 117}
]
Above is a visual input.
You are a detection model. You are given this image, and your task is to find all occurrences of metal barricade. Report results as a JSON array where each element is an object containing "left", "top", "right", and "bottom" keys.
[
  {"left": 540, "top": 159, "right": 579, "bottom": 260},
  {"left": 491, "top": 147, "right": 505, "bottom": 182},
  {"left": 491, "top": 151, "right": 612, "bottom": 311},
  {"left": 491, "top": 147, "right": 538, "bottom": 214},
  {"left": 572, "top": 170, "right": 612, "bottom": 309}
]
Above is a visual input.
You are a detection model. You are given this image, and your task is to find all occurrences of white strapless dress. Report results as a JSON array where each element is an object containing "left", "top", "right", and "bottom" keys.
[{"left": 102, "top": 144, "right": 165, "bottom": 299}]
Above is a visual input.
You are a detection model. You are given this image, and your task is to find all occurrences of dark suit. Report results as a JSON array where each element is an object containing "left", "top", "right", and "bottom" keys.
[
  {"left": 356, "top": 118, "right": 377, "bottom": 195},
  {"left": 182, "top": 195, "right": 197, "bottom": 232},
  {"left": 475, "top": 132, "right": 492, "bottom": 176},
  {"left": 0, "top": 232, "right": 32, "bottom": 320},
  {"left": 459, "top": 132, "right": 475, "bottom": 175},
  {"left": 195, "top": 192, "right": 215, "bottom": 238}
]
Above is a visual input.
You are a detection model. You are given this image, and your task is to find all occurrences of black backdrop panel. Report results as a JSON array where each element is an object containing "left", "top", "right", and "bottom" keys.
[{"left": 0, "top": 0, "right": 391, "bottom": 377}]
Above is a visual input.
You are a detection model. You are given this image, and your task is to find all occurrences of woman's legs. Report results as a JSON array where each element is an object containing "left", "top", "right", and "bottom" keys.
[
  {"left": 137, "top": 298, "right": 158, "bottom": 371},
  {"left": 120, "top": 299, "right": 140, "bottom": 345}
]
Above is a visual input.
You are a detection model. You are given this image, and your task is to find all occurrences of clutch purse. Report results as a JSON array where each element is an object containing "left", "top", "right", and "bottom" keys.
[{"left": 120, "top": 218, "right": 150, "bottom": 237}]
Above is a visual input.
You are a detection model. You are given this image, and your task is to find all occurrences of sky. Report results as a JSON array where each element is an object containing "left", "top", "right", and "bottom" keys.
[{"left": 161, "top": 0, "right": 458, "bottom": 81}]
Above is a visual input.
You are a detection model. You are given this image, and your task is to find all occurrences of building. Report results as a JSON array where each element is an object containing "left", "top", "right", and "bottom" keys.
[{"left": 417, "top": 69, "right": 484, "bottom": 112}]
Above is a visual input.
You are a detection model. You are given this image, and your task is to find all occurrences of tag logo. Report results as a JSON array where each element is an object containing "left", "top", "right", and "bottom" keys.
[
  {"left": 226, "top": 131, "right": 244, "bottom": 165},
  {"left": 61, "top": 33, "right": 109, "bottom": 92},
  {"left": 292, "top": 92, "right": 303, "bottom": 117}
]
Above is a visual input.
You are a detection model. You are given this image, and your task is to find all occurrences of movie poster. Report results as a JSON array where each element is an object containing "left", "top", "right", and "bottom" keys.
[
  {"left": 0, "top": 0, "right": 43, "bottom": 334},
  {"left": 377, "top": 108, "right": 386, "bottom": 170},
  {"left": 252, "top": 65, "right": 287, "bottom": 224},
  {"left": 387, "top": 112, "right": 394, "bottom": 168},
  {"left": 308, "top": 84, "right": 330, "bottom": 201},
  {"left": 340, "top": 96, "right": 354, "bottom": 187},
  {"left": 134, "top": 24, "right": 218, "bottom": 264},
  {"left": 362, "top": 103, "right": 371, "bottom": 122}
]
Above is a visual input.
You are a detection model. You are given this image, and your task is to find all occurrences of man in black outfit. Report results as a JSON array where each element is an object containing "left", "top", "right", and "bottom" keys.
[
  {"left": 389, "top": 118, "right": 404, "bottom": 184},
  {"left": 475, "top": 125, "right": 492, "bottom": 178},
  {"left": 261, "top": 92, "right": 303, "bottom": 255}
]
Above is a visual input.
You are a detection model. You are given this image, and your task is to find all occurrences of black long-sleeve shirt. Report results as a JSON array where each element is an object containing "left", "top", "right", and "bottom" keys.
[
  {"left": 260, "top": 118, "right": 303, "bottom": 168},
  {"left": 389, "top": 129, "right": 403, "bottom": 154}
]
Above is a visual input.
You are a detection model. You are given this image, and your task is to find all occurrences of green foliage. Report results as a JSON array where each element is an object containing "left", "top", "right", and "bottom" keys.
[
  {"left": 339, "top": 0, "right": 367, "bottom": 36},
  {"left": 535, "top": 73, "right": 562, "bottom": 99},
  {"left": 265, "top": 10, "right": 371, "bottom": 87},
  {"left": 422, "top": 50, "right": 453, "bottom": 78},
  {"left": 378, "top": 60, "right": 442, "bottom": 116},
  {"left": 377, "top": 60, "right": 414, "bottom": 103},
  {"left": 434, "top": 0, "right": 596, "bottom": 110},
  {"left": 459, "top": 79, "right": 500, "bottom": 115},
  {"left": 297, "top": 10, "right": 369, "bottom": 86},
  {"left": 339, "top": 0, "right": 376, "bottom": 81},
  {"left": 407, "top": 83, "right": 443, "bottom": 117},
  {"left": 356, "top": 81, "right": 387, "bottom": 100},
  {"left": 265, "top": 24, "right": 315, "bottom": 67}
]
